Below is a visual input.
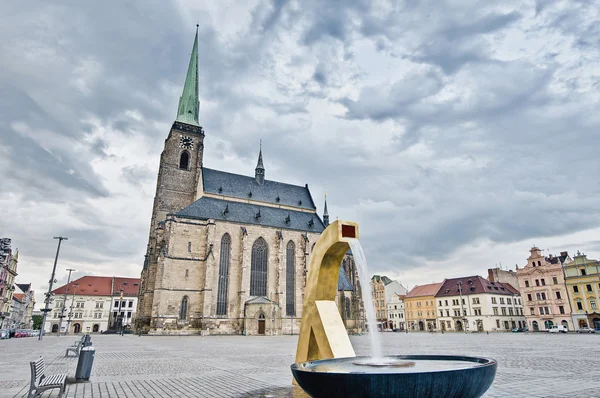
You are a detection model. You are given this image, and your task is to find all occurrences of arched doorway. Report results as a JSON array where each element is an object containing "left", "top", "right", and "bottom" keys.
[
  {"left": 455, "top": 321, "right": 463, "bottom": 331},
  {"left": 593, "top": 318, "right": 600, "bottom": 329},
  {"left": 544, "top": 320, "right": 553, "bottom": 330},
  {"left": 73, "top": 323, "right": 81, "bottom": 334},
  {"left": 92, "top": 324, "right": 99, "bottom": 333},
  {"left": 51, "top": 324, "right": 59, "bottom": 333},
  {"left": 477, "top": 320, "right": 483, "bottom": 332},
  {"left": 418, "top": 321, "right": 424, "bottom": 331},
  {"left": 578, "top": 319, "right": 588, "bottom": 328},
  {"left": 532, "top": 321, "right": 539, "bottom": 331},
  {"left": 257, "top": 313, "right": 265, "bottom": 335},
  {"left": 561, "top": 320, "right": 569, "bottom": 330},
  {"left": 440, "top": 322, "right": 446, "bottom": 332}
]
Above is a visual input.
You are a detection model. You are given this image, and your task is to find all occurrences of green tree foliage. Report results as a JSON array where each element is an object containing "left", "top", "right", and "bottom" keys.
[{"left": 32, "top": 315, "right": 43, "bottom": 330}]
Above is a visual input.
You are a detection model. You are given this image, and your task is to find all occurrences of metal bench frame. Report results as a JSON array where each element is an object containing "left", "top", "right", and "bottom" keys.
[
  {"left": 28, "top": 357, "right": 66, "bottom": 398},
  {"left": 65, "top": 339, "right": 83, "bottom": 357}
]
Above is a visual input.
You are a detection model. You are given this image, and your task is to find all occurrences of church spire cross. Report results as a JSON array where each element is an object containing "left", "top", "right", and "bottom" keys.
[
  {"left": 323, "top": 193, "right": 329, "bottom": 227},
  {"left": 176, "top": 26, "right": 200, "bottom": 126},
  {"left": 255, "top": 141, "right": 265, "bottom": 184}
]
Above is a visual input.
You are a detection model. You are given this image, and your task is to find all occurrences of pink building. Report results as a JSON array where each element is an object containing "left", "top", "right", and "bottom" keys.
[{"left": 516, "top": 247, "right": 573, "bottom": 331}]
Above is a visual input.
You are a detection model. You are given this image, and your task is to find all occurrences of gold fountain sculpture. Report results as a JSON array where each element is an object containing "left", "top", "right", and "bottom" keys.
[{"left": 294, "top": 220, "right": 358, "bottom": 368}]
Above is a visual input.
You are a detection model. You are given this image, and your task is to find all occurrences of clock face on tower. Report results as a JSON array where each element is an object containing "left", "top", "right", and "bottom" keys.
[{"left": 179, "top": 135, "right": 194, "bottom": 149}]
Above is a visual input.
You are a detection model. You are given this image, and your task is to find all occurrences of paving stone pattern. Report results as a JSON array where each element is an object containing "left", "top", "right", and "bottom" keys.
[{"left": 1, "top": 332, "right": 599, "bottom": 397}]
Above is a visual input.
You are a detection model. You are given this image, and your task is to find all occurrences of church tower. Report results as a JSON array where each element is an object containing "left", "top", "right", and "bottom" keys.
[{"left": 138, "top": 27, "right": 205, "bottom": 322}]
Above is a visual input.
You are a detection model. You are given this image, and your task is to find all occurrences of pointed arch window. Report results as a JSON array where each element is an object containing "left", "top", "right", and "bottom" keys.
[
  {"left": 345, "top": 297, "right": 351, "bottom": 319},
  {"left": 286, "top": 240, "right": 295, "bottom": 316},
  {"left": 179, "top": 151, "right": 190, "bottom": 169},
  {"left": 216, "top": 233, "right": 231, "bottom": 315},
  {"left": 250, "top": 237, "right": 268, "bottom": 296},
  {"left": 179, "top": 296, "right": 188, "bottom": 320}
]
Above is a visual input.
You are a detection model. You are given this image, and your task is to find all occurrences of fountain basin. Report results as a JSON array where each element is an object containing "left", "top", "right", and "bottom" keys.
[{"left": 291, "top": 355, "right": 497, "bottom": 398}]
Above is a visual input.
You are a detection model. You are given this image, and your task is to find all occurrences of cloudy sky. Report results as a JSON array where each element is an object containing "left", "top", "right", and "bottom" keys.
[{"left": 1, "top": 0, "right": 599, "bottom": 308}]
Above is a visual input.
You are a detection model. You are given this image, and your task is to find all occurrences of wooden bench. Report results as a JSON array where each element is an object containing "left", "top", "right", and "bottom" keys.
[
  {"left": 65, "top": 339, "right": 83, "bottom": 357},
  {"left": 28, "top": 357, "right": 66, "bottom": 398}
]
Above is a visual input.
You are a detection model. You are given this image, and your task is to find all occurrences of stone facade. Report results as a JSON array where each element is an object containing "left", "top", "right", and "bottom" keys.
[
  {"left": 0, "top": 239, "right": 18, "bottom": 330},
  {"left": 386, "top": 294, "right": 405, "bottom": 330},
  {"left": 516, "top": 247, "right": 573, "bottom": 331}
]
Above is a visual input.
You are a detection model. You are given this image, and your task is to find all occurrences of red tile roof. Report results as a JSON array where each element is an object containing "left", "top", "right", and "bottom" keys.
[
  {"left": 12, "top": 293, "right": 24, "bottom": 302},
  {"left": 406, "top": 282, "right": 443, "bottom": 298},
  {"left": 52, "top": 276, "right": 140, "bottom": 297},
  {"left": 435, "top": 275, "right": 519, "bottom": 297}
]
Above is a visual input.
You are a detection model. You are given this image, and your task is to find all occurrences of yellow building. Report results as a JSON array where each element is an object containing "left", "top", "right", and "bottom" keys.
[
  {"left": 404, "top": 282, "right": 442, "bottom": 331},
  {"left": 564, "top": 251, "right": 600, "bottom": 330}
]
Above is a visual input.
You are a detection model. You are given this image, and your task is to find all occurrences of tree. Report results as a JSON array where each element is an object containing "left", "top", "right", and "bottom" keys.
[{"left": 32, "top": 315, "right": 43, "bottom": 330}]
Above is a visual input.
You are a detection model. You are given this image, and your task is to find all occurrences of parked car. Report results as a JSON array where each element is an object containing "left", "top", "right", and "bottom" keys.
[
  {"left": 512, "top": 328, "right": 524, "bottom": 333},
  {"left": 548, "top": 325, "right": 568, "bottom": 333},
  {"left": 0, "top": 329, "right": 8, "bottom": 339},
  {"left": 576, "top": 327, "right": 596, "bottom": 333}
]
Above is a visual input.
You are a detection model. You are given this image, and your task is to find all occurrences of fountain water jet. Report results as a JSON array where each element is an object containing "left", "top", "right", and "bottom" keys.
[{"left": 292, "top": 220, "right": 497, "bottom": 398}]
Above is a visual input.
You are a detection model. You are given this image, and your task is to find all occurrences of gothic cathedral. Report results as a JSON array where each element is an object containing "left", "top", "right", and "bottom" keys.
[{"left": 136, "top": 28, "right": 363, "bottom": 335}]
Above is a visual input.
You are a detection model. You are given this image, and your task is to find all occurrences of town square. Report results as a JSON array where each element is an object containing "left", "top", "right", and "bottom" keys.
[
  {"left": 2, "top": 0, "right": 600, "bottom": 397},
  {"left": 2, "top": 332, "right": 600, "bottom": 398}
]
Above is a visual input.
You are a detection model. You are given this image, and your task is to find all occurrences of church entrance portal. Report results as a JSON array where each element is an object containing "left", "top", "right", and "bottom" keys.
[{"left": 258, "top": 314, "right": 265, "bottom": 335}]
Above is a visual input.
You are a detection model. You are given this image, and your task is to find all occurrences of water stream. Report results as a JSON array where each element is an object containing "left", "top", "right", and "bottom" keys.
[{"left": 347, "top": 239, "right": 382, "bottom": 360}]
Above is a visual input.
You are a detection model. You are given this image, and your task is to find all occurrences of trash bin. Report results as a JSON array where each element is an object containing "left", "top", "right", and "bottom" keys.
[{"left": 75, "top": 346, "right": 96, "bottom": 381}]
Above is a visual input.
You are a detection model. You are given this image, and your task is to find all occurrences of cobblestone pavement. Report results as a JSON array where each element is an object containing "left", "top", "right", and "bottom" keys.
[{"left": 1, "top": 332, "right": 599, "bottom": 397}]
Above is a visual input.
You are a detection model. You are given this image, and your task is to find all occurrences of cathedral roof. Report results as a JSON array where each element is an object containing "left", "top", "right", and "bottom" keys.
[
  {"left": 338, "top": 267, "right": 354, "bottom": 291},
  {"left": 202, "top": 168, "right": 317, "bottom": 211},
  {"left": 175, "top": 196, "right": 325, "bottom": 232}
]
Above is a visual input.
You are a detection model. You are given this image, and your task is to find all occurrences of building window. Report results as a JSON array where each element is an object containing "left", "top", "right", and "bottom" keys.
[
  {"left": 345, "top": 297, "right": 351, "bottom": 319},
  {"left": 591, "top": 301, "right": 597, "bottom": 310},
  {"left": 474, "top": 309, "right": 481, "bottom": 316},
  {"left": 535, "top": 279, "right": 540, "bottom": 286},
  {"left": 501, "top": 308, "right": 506, "bottom": 316},
  {"left": 96, "top": 302, "right": 103, "bottom": 308},
  {"left": 552, "top": 277, "right": 558, "bottom": 285},
  {"left": 537, "top": 261, "right": 541, "bottom": 266},
  {"left": 576, "top": 302, "right": 583, "bottom": 311},
  {"left": 472, "top": 298, "right": 480, "bottom": 304},
  {"left": 525, "top": 280, "right": 530, "bottom": 287},
  {"left": 573, "top": 286, "right": 579, "bottom": 294},
  {"left": 128, "top": 301, "right": 133, "bottom": 308},
  {"left": 250, "top": 237, "right": 268, "bottom": 296},
  {"left": 179, "top": 151, "right": 189, "bottom": 169},
  {"left": 493, "top": 307, "right": 498, "bottom": 315},
  {"left": 216, "top": 233, "right": 232, "bottom": 316},
  {"left": 127, "top": 312, "right": 132, "bottom": 319},
  {"left": 188, "top": 242, "right": 192, "bottom": 252},
  {"left": 286, "top": 240, "right": 296, "bottom": 316},
  {"left": 527, "top": 294, "right": 532, "bottom": 301},
  {"left": 556, "top": 291, "right": 561, "bottom": 300},
  {"left": 179, "top": 296, "right": 188, "bottom": 320},
  {"left": 581, "top": 269, "right": 587, "bottom": 276},
  {"left": 491, "top": 297, "right": 497, "bottom": 304},
  {"left": 559, "top": 306, "right": 565, "bottom": 314},
  {"left": 439, "top": 310, "right": 444, "bottom": 317},
  {"left": 541, "top": 279, "right": 546, "bottom": 286},
  {"left": 444, "top": 300, "right": 448, "bottom": 306},
  {"left": 439, "top": 300, "right": 442, "bottom": 306},
  {"left": 586, "top": 284, "right": 593, "bottom": 292},
  {"left": 530, "top": 308, "right": 535, "bottom": 315},
  {"left": 536, "top": 293, "right": 541, "bottom": 300},
  {"left": 507, "top": 298, "right": 512, "bottom": 305},
  {"left": 496, "top": 320, "right": 500, "bottom": 328},
  {"left": 499, "top": 297, "right": 505, "bottom": 304}
]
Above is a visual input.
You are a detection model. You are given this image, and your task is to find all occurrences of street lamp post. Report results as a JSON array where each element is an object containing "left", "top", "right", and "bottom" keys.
[
  {"left": 57, "top": 268, "right": 75, "bottom": 336},
  {"left": 39, "top": 236, "right": 68, "bottom": 341},
  {"left": 66, "top": 284, "right": 78, "bottom": 334},
  {"left": 457, "top": 281, "right": 467, "bottom": 334}
]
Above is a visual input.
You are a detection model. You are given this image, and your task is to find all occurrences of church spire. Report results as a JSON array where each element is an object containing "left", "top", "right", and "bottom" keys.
[
  {"left": 323, "top": 193, "right": 329, "bottom": 227},
  {"left": 176, "top": 25, "right": 200, "bottom": 126},
  {"left": 255, "top": 140, "right": 265, "bottom": 184}
]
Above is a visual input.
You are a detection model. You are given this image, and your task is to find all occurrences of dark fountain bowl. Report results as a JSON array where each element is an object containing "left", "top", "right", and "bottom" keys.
[{"left": 291, "top": 355, "right": 497, "bottom": 398}]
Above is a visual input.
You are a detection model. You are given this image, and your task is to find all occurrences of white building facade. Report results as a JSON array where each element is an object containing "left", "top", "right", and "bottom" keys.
[
  {"left": 436, "top": 276, "right": 526, "bottom": 332},
  {"left": 386, "top": 294, "right": 405, "bottom": 331},
  {"left": 44, "top": 276, "right": 140, "bottom": 334}
]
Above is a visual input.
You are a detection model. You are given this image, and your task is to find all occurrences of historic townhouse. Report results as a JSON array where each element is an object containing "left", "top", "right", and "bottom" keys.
[
  {"left": 564, "top": 251, "right": 600, "bottom": 330},
  {"left": 371, "top": 275, "right": 407, "bottom": 325},
  {"left": 386, "top": 294, "right": 406, "bottom": 331},
  {"left": 0, "top": 238, "right": 18, "bottom": 329},
  {"left": 45, "top": 276, "right": 140, "bottom": 334},
  {"left": 435, "top": 276, "right": 525, "bottom": 332},
  {"left": 516, "top": 247, "right": 573, "bottom": 331},
  {"left": 405, "top": 283, "right": 442, "bottom": 331},
  {"left": 137, "top": 28, "right": 362, "bottom": 335}
]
